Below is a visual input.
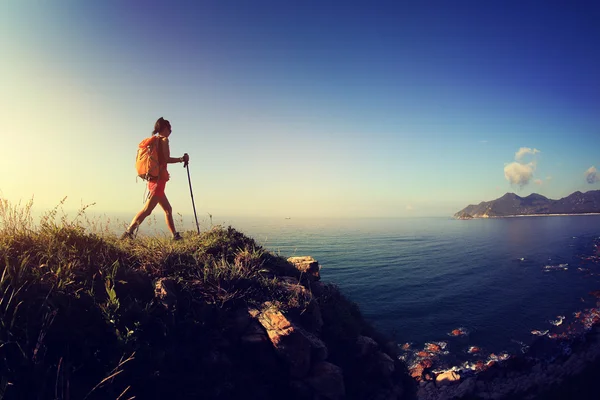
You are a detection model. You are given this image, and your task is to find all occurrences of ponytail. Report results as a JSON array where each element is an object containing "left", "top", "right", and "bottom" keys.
[{"left": 153, "top": 117, "right": 170, "bottom": 135}]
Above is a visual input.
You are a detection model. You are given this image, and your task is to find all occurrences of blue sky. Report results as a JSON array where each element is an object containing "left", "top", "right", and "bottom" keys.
[{"left": 1, "top": 1, "right": 599, "bottom": 219}]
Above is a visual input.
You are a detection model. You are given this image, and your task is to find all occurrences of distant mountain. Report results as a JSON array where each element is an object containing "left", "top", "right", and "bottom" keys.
[{"left": 454, "top": 190, "right": 600, "bottom": 219}]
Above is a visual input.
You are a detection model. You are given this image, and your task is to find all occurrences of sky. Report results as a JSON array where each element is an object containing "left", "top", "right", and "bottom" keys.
[{"left": 1, "top": 1, "right": 599, "bottom": 220}]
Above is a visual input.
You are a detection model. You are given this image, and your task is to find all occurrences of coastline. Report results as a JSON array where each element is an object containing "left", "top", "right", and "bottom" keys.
[
  {"left": 456, "top": 213, "right": 600, "bottom": 220},
  {"left": 407, "top": 234, "right": 600, "bottom": 399},
  {"left": 417, "top": 322, "right": 600, "bottom": 400}
]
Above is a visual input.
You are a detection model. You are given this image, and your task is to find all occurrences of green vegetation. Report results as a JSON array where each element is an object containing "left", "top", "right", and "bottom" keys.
[{"left": 0, "top": 198, "right": 317, "bottom": 399}]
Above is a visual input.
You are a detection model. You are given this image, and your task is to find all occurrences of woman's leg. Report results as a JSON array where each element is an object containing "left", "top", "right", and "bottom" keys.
[
  {"left": 158, "top": 195, "right": 177, "bottom": 235},
  {"left": 126, "top": 195, "right": 161, "bottom": 234}
]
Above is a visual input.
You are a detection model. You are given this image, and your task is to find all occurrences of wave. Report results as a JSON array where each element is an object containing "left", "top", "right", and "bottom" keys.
[{"left": 544, "top": 263, "right": 569, "bottom": 272}]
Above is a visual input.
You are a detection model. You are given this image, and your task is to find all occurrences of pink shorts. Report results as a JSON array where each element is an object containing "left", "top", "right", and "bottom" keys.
[{"left": 148, "top": 180, "right": 167, "bottom": 197}]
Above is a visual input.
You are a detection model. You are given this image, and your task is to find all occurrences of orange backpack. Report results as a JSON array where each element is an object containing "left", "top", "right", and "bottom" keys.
[{"left": 135, "top": 136, "right": 161, "bottom": 181}]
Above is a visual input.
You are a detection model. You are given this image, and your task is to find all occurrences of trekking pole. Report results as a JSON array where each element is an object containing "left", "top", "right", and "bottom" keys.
[{"left": 183, "top": 155, "right": 200, "bottom": 234}]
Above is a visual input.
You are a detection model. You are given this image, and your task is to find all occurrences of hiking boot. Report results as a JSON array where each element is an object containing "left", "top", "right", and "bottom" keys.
[
  {"left": 172, "top": 232, "right": 183, "bottom": 241},
  {"left": 120, "top": 231, "right": 135, "bottom": 240}
]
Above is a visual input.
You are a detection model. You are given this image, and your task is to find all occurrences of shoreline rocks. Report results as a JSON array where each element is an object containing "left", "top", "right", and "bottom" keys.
[
  {"left": 229, "top": 256, "right": 412, "bottom": 399},
  {"left": 416, "top": 324, "right": 600, "bottom": 400}
]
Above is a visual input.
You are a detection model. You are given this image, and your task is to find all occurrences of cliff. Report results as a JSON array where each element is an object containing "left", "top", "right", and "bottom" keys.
[
  {"left": 0, "top": 210, "right": 415, "bottom": 400},
  {"left": 454, "top": 190, "right": 600, "bottom": 219}
]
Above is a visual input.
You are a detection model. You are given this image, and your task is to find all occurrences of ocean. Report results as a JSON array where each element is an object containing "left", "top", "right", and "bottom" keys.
[{"left": 219, "top": 215, "right": 600, "bottom": 372}]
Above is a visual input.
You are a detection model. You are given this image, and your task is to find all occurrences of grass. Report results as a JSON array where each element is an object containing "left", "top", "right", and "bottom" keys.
[{"left": 0, "top": 198, "right": 314, "bottom": 399}]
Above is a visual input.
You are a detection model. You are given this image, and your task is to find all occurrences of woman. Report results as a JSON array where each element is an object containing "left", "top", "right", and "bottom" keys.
[{"left": 121, "top": 117, "right": 189, "bottom": 240}]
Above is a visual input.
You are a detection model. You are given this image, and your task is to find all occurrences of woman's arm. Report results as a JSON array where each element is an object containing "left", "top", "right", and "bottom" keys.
[{"left": 161, "top": 138, "right": 187, "bottom": 164}]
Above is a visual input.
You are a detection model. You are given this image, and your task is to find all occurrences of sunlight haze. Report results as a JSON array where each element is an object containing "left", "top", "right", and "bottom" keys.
[{"left": 1, "top": 1, "right": 599, "bottom": 220}]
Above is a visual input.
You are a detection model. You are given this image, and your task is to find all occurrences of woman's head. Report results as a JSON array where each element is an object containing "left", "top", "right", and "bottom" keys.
[{"left": 152, "top": 117, "right": 172, "bottom": 136}]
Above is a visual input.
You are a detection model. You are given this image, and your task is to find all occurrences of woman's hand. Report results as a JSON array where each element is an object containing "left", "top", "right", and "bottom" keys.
[{"left": 182, "top": 153, "right": 189, "bottom": 163}]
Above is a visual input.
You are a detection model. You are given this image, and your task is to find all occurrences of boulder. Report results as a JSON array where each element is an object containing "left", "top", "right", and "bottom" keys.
[
  {"left": 287, "top": 256, "right": 321, "bottom": 282},
  {"left": 410, "top": 359, "right": 433, "bottom": 380},
  {"left": 436, "top": 370, "right": 460, "bottom": 386},
  {"left": 304, "top": 361, "right": 345, "bottom": 400},
  {"left": 356, "top": 335, "right": 379, "bottom": 357},
  {"left": 258, "top": 305, "right": 312, "bottom": 378}
]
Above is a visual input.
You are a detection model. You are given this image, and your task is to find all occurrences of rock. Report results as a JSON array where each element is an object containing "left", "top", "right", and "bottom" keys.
[
  {"left": 410, "top": 365, "right": 424, "bottom": 380},
  {"left": 372, "top": 387, "right": 400, "bottom": 400},
  {"left": 392, "top": 384, "right": 405, "bottom": 399},
  {"left": 455, "top": 377, "right": 476, "bottom": 397},
  {"left": 229, "top": 307, "right": 254, "bottom": 334},
  {"left": 240, "top": 321, "right": 269, "bottom": 344},
  {"left": 154, "top": 278, "right": 177, "bottom": 310},
  {"left": 304, "top": 361, "right": 345, "bottom": 400},
  {"left": 258, "top": 305, "right": 312, "bottom": 378},
  {"left": 375, "top": 351, "right": 396, "bottom": 378},
  {"left": 202, "top": 350, "right": 232, "bottom": 369},
  {"left": 410, "top": 359, "right": 433, "bottom": 380},
  {"left": 356, "top": 335, "right": 379, "bottom": 357},
  {"left": 426, "top": 343, "right": 443, "bottom": 353},
  {"left": 287, "top": 256, "right": 321, "bottom": 281},
  {"left": 282, "top": 324, "right": 328, "bottom": 362},
  {"left": 438, "top": 393, "right": 452, "bottom": 400},
  {"left": 382, "top": 340, "right": 401, "bottom": 359},
  {"left": 304, "top": 330, "right": 329, "bottom": 362},
  {"left": 476, "top": 380, "right": 487, "bottom": 392},
  {"left": 300, "top": 300, "right": 324, "bottom": 333},
  {"left": 490, "top": 392, "right": 506, "bottom": 400},
  {"left": 309, "top": 280, "right": 327, "bottom": 297},
  {"left": 240, "top": 333, "right": 269, "bottom": 344},
  {"left": 416, "top": 387, "right": 428, "bottom": 399},
  {"left": 436, "top": 370, "right": 460, "bottom": 386},
  {"left": 248, "top": 308, "right": 260, "bottom": 318},
  {"left": 289, "top": 380, "right": 313, "bottom": 400},
  {"left": 423, "top": 371, "right": 435, "bottom": 381}
]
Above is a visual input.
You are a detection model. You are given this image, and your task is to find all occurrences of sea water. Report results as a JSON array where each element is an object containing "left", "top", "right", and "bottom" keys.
[
  {"left": 116, "top": 213, "right": 600, "bottom": 370},
  {"left": 216, "top": 215, "right": 600, "bottom": 370}
]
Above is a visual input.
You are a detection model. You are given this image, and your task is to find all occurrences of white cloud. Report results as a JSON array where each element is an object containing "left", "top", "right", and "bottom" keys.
[
  {"left": 406, "top": 205, "right": 414, "bottom": 211},
  {"left": 515, "top": 147, "right": 540, "bottom": 161},
  {"left": 534, "top": 179, "right": 543, "bottom": 185},
  {"left": 504, "top": 161, "right": 536, "bottom": 186},
  {"left": 504, "top": 147, "right": 541, "bottom": 187},
  {"left": 585, "top": 166, "right": 599, "bottom": 184}
]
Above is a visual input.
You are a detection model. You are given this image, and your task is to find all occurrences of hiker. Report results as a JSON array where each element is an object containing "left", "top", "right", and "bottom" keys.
[{"left": 121, "top": 117, "right": 189, "bottom": 240}]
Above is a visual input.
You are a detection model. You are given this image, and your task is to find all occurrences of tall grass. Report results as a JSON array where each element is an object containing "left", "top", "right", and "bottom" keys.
[{"left": 0, "top": 197, "right": 310, "bottom": 399}]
